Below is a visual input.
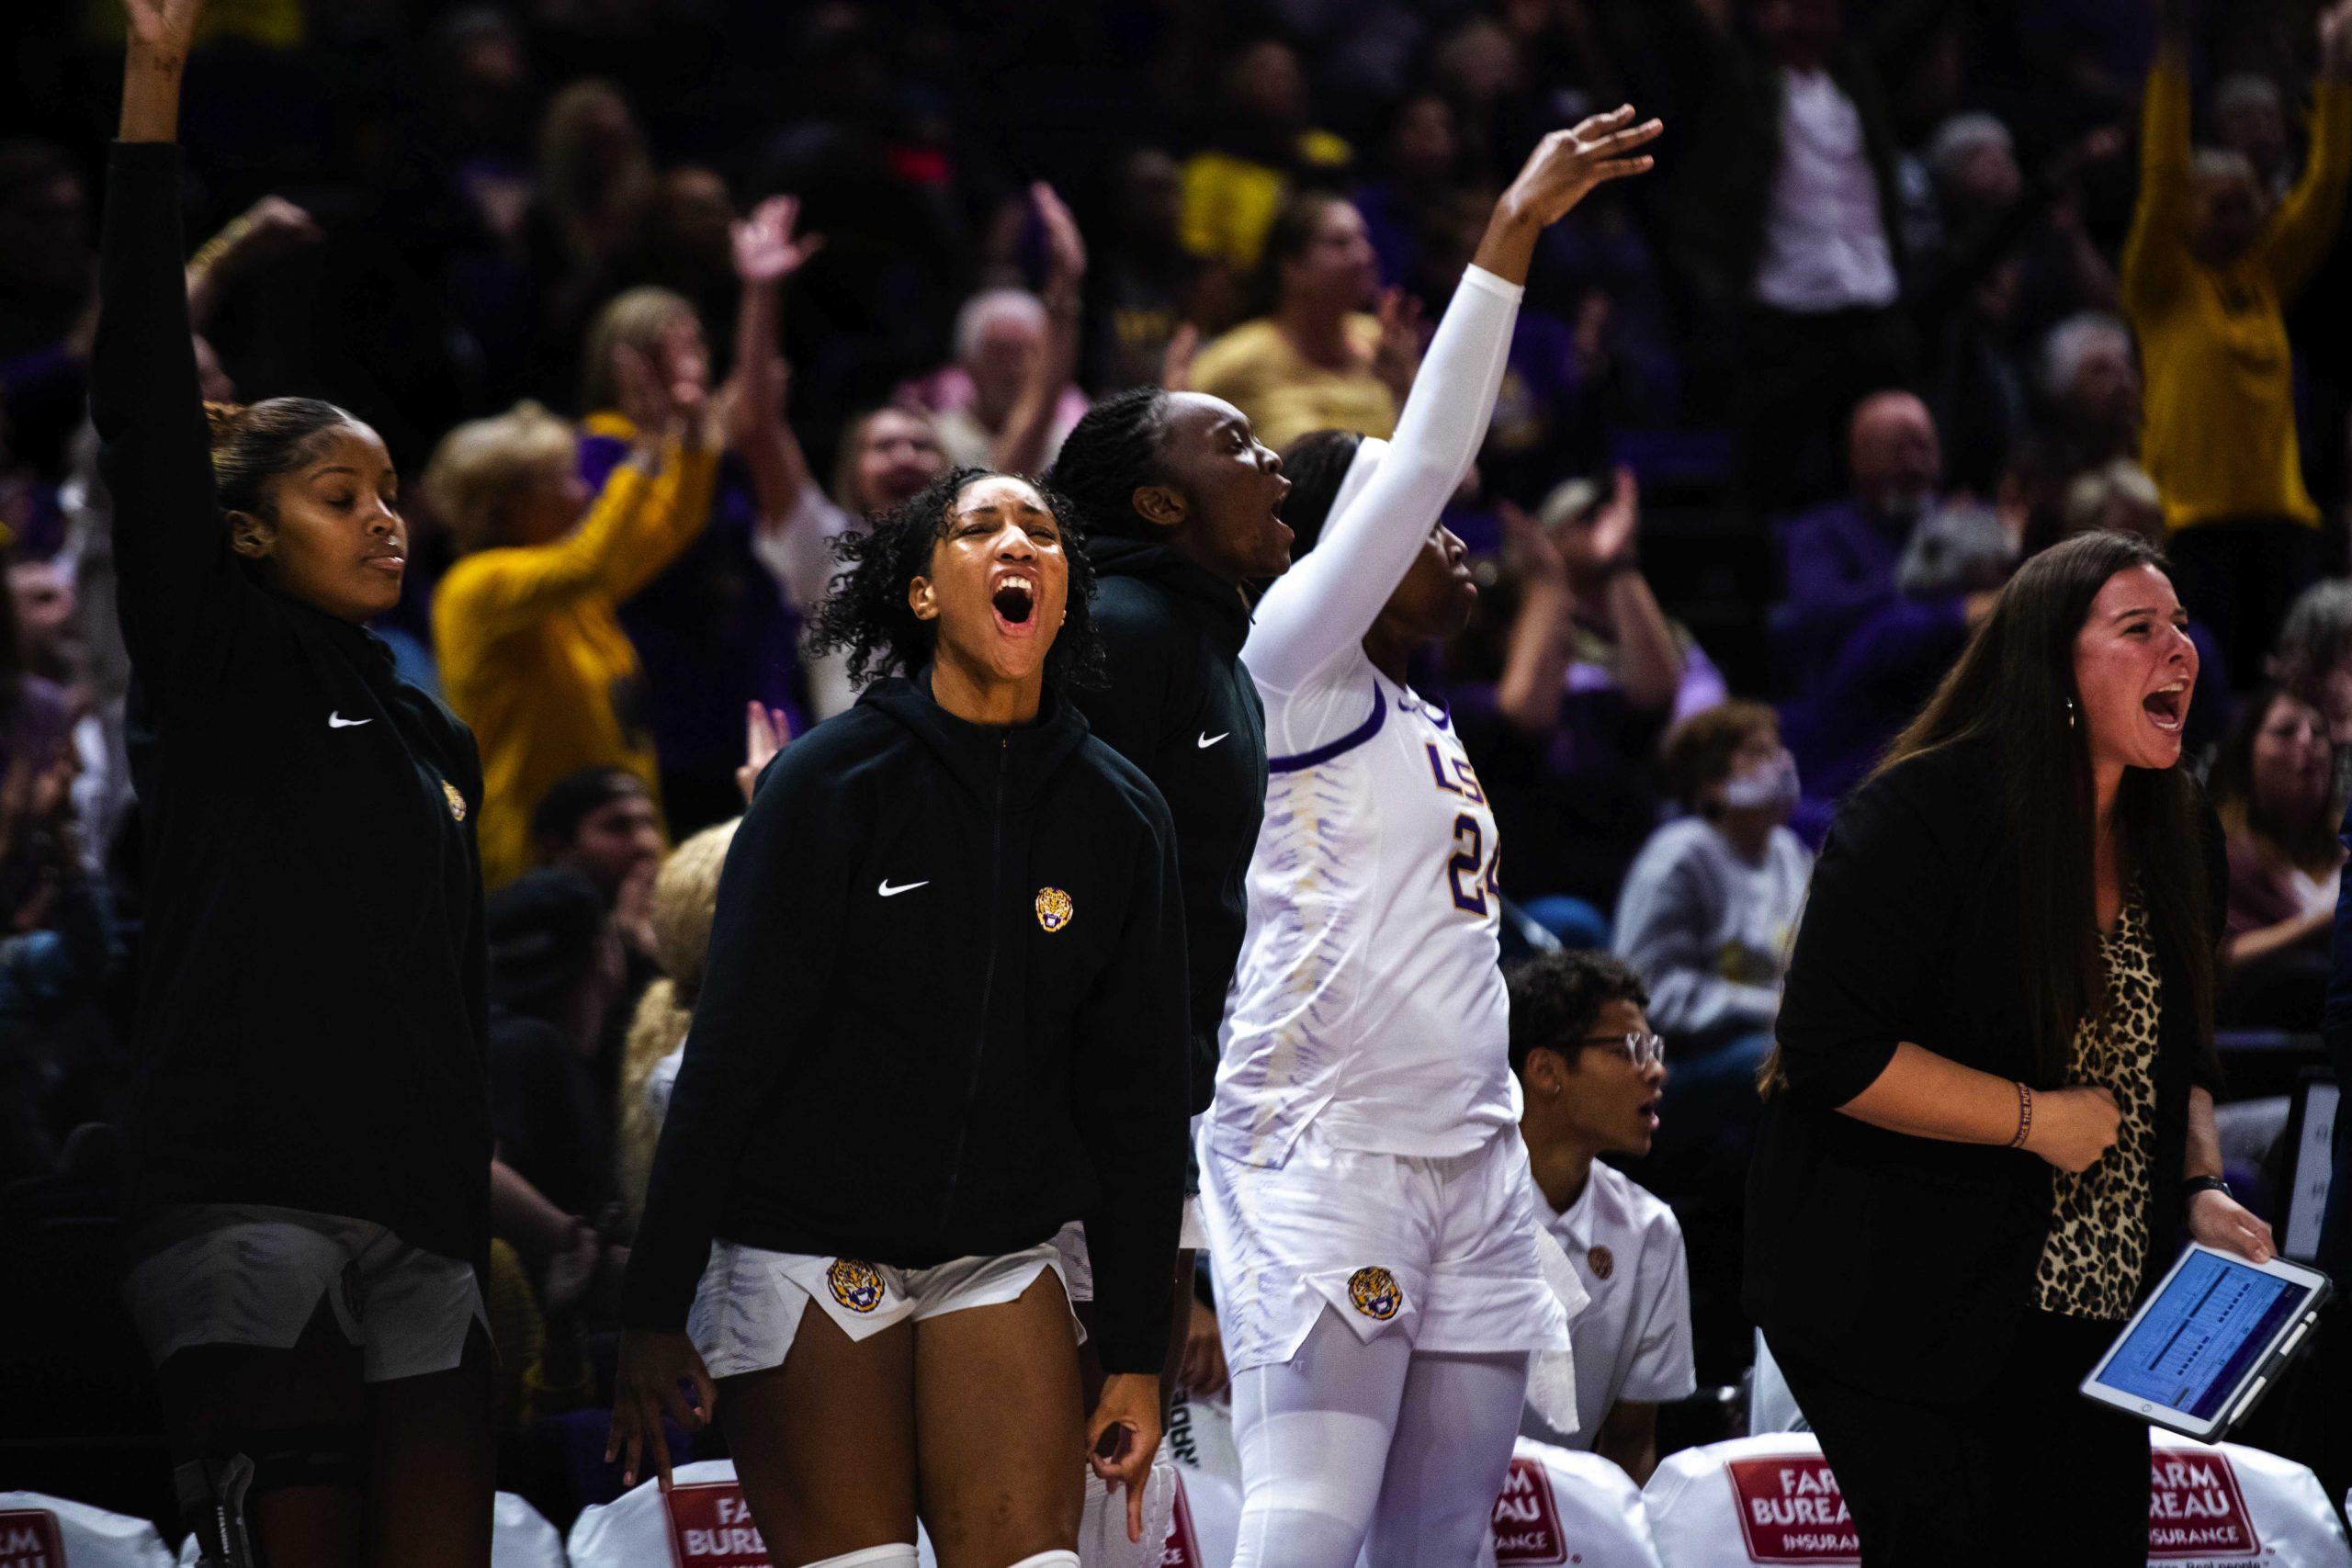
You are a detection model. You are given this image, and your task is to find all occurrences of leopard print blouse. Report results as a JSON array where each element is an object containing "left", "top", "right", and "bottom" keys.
[{"left": 2033, "top": 894, "right": 2161, "bottom": 1321}]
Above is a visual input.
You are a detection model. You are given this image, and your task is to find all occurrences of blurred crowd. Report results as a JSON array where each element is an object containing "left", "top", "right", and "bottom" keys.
[{"left": 9, "top": 0, "right": 2352, "bottom": 1536}]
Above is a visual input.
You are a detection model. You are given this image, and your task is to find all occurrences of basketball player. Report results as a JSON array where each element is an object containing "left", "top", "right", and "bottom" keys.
[
  {"left": 1196, "top": 109, "right": 1663, "bottom": 1568},
  {"left": 614, "top": 468, "right": 1191, "bottom": 1567}
]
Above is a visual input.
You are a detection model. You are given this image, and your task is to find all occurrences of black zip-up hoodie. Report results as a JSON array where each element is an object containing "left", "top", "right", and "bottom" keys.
[
  {"left": 1073, "top": 536, "right": 1265, "bottom": 1113},
  {"left": 93, "top": 142, "right": 491, "bottom": 1265},
  {"left": 623, "top": 672, "right": 1192, "bottom": 1371}
]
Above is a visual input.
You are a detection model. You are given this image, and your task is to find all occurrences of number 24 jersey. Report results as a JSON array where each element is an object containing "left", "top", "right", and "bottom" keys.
[{"left": 1211, "top": 654, "right": 1515, "bottom": 1168}]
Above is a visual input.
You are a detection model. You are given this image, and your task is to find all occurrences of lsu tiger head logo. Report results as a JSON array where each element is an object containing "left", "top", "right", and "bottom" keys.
[
  {"left": 827, "top": 1258, "right": 886, "bottom": 1314},
  {"left": 1035, "top": 886, "right": 1074, "bottom": 933},
  {"left": 1347, "top": 1266, "right": 1403, "bottom": 1322},
  {"left": 442, "top": 779, "right": 468, "bottom": 822}
]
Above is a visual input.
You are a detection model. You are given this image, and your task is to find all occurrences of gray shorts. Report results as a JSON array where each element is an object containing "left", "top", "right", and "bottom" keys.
[{"left": 122, "top": 1204, "right": 487, "bottom": 1384}]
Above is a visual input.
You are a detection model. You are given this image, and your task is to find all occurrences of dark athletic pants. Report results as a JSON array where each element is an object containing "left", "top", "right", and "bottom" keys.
[{"left": 1769, "top": 1309, "right": 2148, "bottom": 1566}]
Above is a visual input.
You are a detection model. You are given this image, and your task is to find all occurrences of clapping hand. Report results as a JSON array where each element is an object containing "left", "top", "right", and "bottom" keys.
[
  {"left": 1033, "top": 181, "right": 1088, "bottom": 293},
  {"left": 737, "top": 702, "right": 793, "bottom": 803}
]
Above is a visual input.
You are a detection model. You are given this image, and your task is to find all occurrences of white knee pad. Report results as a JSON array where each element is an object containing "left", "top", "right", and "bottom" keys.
[
  {"left": 804, "top": 1547, "right": 918, "bottom": 1568},
  {"left": 1003, "top": 1553, "right": 1079, "bottom": 1568}
]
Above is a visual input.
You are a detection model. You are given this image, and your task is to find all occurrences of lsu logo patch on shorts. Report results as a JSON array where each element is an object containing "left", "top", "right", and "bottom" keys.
[
  {"left": 1348, "top": 1266, "right": 1403, "bottom": 1322},
  {"left": 827, "top": 1258, "right": 887, "bottom": 1314}
]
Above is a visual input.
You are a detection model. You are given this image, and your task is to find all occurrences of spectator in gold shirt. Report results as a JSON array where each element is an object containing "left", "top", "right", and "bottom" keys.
[
  {"left": 2125, "top": 0, "right": 2352, "bottom": 681},
  {"left": 427, "top": 348, "right": 717, "bottom": 890},
  {"left": 1188, "top": 193, "right": 1419, "bottom": 454}
]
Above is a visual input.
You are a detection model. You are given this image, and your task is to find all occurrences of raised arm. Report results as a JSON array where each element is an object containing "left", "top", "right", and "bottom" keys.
[
  {"left": 2121, "top": 1, "right": 2195, "bottom": 319},
  {"left": 93, "top": 0, "right": 255, "bottom": 697},
  {"left": 2263, "top": 0, "right": 2352, "bottom": 300},
  {"left": 1242, "top": 108, "right": 1662, "bottom": 694},
  {"left": 993, "top": 183, "right": 1087, "bottom": 478},
  {"left": 727, "top": 196, "right": 825, "bottom": 530}
]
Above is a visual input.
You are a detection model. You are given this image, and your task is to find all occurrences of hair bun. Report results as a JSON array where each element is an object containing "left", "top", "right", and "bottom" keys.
[{"left": 203, "top": 401, "right": 251, "bottom": 446}]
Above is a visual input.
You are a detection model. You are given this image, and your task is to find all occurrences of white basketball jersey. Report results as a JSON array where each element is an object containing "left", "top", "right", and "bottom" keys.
[{"left": 1211, "top": 654, "right": 1514, "bottom": 1165}]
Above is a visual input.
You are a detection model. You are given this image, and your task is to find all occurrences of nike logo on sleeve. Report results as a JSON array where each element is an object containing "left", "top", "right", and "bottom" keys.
[
  {"left": 329, "top": 713, "right": 373, "bottom": 728},
  {"left": 1197, "top": 732, "right": 1229, "bottom": 749},
  {"left": 878, "top": 878, "right": 931, "bottom": 897}
]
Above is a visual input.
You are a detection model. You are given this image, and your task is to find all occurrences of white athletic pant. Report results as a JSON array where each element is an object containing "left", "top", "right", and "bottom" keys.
[{"left": 1227, "top": 1308, "right": 1529, "bottom": 1568}]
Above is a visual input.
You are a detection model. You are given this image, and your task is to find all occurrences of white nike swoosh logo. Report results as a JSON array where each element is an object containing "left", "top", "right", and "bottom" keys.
[
  {"left": 877, "top": 878, "right": 930, "bottom": 897},
  {"left": 1197, "top": 731, "right": 1229, "bottom": 749},
  {"left": 328, "top": 713, "right": 372, "bottom": 728}
]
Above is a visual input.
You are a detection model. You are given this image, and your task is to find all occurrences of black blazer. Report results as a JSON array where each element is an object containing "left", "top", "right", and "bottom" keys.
[{"left": 1746, "top": 739, "right": 2225, "bottom": 1401}]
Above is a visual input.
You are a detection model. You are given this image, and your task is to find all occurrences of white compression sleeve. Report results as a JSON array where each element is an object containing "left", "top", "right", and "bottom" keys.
[
  {"left": 1228, "top": 1311, "right": 1416, "bottom": 1568},
  {"left": 1241, "top": 265, "right": 1524, "bottom": 695},
  {"left": 1363, "top": 1350, "right": 1530, "bottom": 1567}
]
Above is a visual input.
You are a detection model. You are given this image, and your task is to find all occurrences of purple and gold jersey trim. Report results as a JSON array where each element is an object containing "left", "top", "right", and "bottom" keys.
[{"left": 1267, "top": 686, "right": 1385, "bottom": 774}]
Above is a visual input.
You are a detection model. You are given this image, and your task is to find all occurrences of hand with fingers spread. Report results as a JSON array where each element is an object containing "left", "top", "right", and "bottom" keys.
[
  {"left": 608, "top": 1327, "right": 717, "bottom": 1490},
  {"left": 1503, "top": 105, "right": 1664, "bottom": 228},
  {"left": 732, "top": 195, "right": 824, "bottom": 288},
  {"left": 1086, "top": 1371, "right": 1163, "bottom": 1543},
  {"left": 1474, "top": 104, "right": 1663, "bottom": 285},
  {"left": 736, "top": 701, "right": 793, "bottom": 803}
]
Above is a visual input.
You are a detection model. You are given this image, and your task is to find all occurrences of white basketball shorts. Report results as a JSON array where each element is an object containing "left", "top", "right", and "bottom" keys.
[
  {"left": 1197, "top": 1120, "right": 1573, "bottom": 1375},
  {"left": 685, "top": 1239, "right": 1079, "bottom": 1380}
]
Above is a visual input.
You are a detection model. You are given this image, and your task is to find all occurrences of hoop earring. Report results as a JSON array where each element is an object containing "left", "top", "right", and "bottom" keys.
[{"left": 2065, "top": 697, "right": 2078, "bottom": 730}]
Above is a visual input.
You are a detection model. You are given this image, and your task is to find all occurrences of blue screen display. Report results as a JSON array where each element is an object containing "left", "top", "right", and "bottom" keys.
[{"left": 2098, "top": 1252, "right": 2306, "bottom": 1420}]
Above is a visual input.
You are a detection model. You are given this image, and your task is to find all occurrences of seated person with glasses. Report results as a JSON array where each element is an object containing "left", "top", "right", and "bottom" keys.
[{"left": 1507, "top": 952, "right": 1697, "bottom": 1484}]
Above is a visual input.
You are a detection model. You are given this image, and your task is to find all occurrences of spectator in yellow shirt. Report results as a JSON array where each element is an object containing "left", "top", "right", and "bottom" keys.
[
  {"left": 1179, "top": 36, "right": 1354, "bottom": 273},
  {"left": 2124, "top": 0, "right": 2352, "bottom": 682},
  {"left": 1188, "top": 193, "right": 1419, "bottom": 455},
  {"left": 427, "top": 362, "right": 718, "bottom": 889}
]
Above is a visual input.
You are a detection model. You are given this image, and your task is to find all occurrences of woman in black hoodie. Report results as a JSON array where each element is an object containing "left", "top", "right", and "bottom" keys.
[
  {"left": 615, "top": 468, "right": 1191, "bottom": 1565},
  {"left": 99, "top": 3, "right": 497, "bottom": 1563}
]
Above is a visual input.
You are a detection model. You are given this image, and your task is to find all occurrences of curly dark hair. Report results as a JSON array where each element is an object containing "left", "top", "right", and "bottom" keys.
[
  {"left": 1504, "top": 950, "right": 1649, "bottom": 1077},
  {"left": 805, "top": 467, "right": 1106, "bottom": 693},
  {"left": 1046, "top": 387, "right": 1172, "bottom": 542}
]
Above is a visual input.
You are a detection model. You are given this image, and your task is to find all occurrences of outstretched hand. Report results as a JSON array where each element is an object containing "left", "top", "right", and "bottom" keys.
[
  {"left": 1502, "top": 106, "right": 1663, "bottom": 229},
  {"left": 732, "top": 195, "right": 824, "bottom": 288}
]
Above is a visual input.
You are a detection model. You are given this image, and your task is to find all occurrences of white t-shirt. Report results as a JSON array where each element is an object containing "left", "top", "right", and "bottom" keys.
[
  {"left": 1521, "top": 1161, "right": 1696, "bottom": 1450},
  {"left": 1752, "top": 66, "right": 1900, "bottom": 312},
  {"left": 1216, "top": 265, "right": 1526, "bottom": 1165}
]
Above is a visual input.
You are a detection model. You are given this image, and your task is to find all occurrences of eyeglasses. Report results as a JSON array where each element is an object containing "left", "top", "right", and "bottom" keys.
[{"left": 1578, "top": 1032, "right": 1667, "bottom": 1067}]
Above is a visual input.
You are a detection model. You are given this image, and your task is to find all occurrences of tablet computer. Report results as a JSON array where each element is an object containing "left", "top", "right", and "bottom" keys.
[{"left": 2080, "top": 1243, "right": 2332, "bottom": 1441}]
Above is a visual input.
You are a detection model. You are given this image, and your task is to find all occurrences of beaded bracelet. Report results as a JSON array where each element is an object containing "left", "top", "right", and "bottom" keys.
[{"left": 2008, "top": 1081, "right": 2034, "bottom": 1149}]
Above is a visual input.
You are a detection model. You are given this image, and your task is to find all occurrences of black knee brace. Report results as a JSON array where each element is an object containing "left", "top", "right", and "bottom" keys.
[{"left": 175, "top": 1424, "right": 367, "bottom": 1567}]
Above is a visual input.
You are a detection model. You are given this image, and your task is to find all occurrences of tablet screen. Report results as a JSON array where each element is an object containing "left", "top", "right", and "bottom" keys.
[{"left": 2097, "top": 1251, "right": 2306, "bottom": 1421}]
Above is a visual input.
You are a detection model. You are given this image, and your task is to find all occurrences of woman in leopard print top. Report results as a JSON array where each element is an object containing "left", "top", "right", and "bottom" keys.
[{"left": 1748, "top": 533, "right": 2278, "bottom": 1566}]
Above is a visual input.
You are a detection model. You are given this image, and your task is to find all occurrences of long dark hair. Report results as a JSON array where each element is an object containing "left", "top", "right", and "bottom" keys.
[
  {"left": 1241, "top": 191, "right": 1354, "bottom": 320},
  {"left": 804, "top": 467, "right": 1105, "bottom": 693},
  {"left": 1873, "top": 530, "right": 2215, "bottom": 1085}
]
